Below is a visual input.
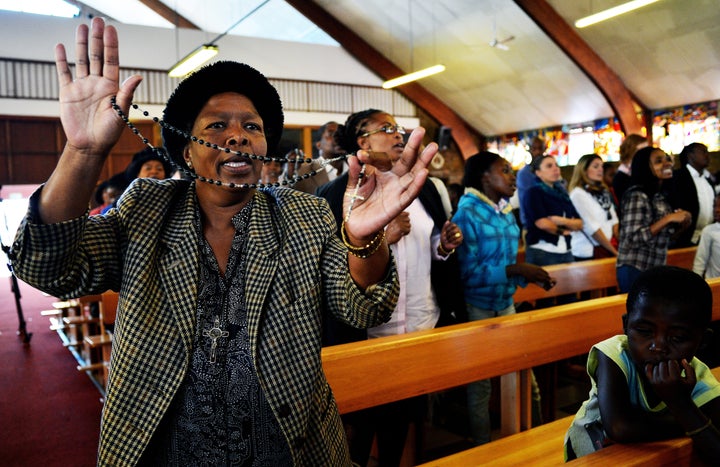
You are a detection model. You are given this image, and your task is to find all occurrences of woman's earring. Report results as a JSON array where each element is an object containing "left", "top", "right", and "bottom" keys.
[{"left": 187, "top": 160, "right": 193, "bottom": 170}]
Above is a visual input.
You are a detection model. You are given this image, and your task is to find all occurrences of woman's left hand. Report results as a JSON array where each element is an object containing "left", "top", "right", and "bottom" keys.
[{"left": 342, "top": 127, "right": 436, "bottom": 243}]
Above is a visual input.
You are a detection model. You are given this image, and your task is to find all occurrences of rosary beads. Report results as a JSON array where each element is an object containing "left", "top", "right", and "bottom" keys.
[{"left": 110, "top": 96, "right": 348, "bottom": 190}]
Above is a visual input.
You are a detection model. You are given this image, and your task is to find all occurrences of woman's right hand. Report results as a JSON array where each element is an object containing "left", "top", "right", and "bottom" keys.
[
  {"left": 55, "top": 17, "right": 142, "bottom": 158},
  {"left": 38, "top": 18, "right": 143, "bottom": 225}
]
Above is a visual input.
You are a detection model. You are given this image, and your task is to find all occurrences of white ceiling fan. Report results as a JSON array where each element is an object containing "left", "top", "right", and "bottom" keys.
[{"left": 489, "top": 19, "right": 515, "bottom": 51}]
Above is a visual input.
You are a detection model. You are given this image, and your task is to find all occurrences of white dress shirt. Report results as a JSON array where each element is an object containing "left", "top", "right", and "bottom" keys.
[
  {"left": 693, "top": 223, "right": 720, "bottom": 278},
  {"left": 688, "top": 165, "right": 715, "bottom": 244},
  {"left": 368, "top": 198, "right": 443, "bottom": 338}
]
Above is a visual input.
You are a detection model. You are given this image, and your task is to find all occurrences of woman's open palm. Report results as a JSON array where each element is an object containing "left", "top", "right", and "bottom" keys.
[
  {"left": 55, "top": 17, "right": 141, "bottom": 157},
  {"left": 342, "top": 127, "right": 437, "bottom": 239}
]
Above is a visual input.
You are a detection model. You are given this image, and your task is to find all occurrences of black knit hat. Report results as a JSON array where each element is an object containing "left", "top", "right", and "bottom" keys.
[{"left": 162, "top": 61, "right": 284, "bottom": 170}]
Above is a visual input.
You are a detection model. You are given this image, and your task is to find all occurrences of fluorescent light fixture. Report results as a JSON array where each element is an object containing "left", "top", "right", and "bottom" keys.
[
  {"left": 382, "top": 64, "right": 446, "bottom": 89},
  {"left": 168, "top": 0, "right": 271, "bottom": 78},
  {"left": 575, "top": 0, "right": 661, "bottom": 28},
  {"left": 168, "top": 45, "right": 219, "bottom": 78}
]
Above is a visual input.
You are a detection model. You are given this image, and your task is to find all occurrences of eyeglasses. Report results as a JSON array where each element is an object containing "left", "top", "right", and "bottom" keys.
[{"left": 360, "top": 124, "right": 406, "bottom": 138}]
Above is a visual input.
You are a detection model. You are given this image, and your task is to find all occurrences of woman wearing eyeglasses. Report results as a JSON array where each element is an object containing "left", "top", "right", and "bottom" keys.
[{"left": 316, "top": 108, "right": 465, "bottom": 466}]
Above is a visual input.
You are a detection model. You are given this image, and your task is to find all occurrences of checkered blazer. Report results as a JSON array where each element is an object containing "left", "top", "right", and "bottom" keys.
[{"left": 12, "top": 179, "right": 399, "bottom": 466}]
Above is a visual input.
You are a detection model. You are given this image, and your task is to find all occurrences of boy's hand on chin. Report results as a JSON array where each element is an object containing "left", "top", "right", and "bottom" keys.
[{"left": 645, "top": 359, "right": 697, "bottom": 406}]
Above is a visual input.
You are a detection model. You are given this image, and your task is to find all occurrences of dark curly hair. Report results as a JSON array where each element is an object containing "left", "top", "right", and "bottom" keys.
[
  {"left": 462, "top": 151, "right": 502, "bottom": 190},
  {"left": 94, "top": 171, "right": 128, "bottom": 205},
  {"left": 334, "top": 109, "right": 383, "bottom": 153},
  {"left": 162, "top": 61, "right": 284, "bottom": 171}
]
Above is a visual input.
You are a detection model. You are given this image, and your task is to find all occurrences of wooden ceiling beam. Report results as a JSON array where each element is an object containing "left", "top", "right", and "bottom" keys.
[
  {"left": 285, "top": 0, "right": 480, "bottom": 159},
  {"left": 137, "top": 0, "right": 199, "bottom": 29},
  {"left": 514, "top": 0, "right": 646, "bottom": 136}
]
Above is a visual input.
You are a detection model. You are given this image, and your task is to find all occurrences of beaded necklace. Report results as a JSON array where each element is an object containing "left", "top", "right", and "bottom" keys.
[{"left": 110, "top": 96, "right": 349, "bottom": 190}]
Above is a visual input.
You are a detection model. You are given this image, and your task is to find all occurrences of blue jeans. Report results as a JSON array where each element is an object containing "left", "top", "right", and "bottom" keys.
[
  {"left": 617, "top": 264, "right": 642, "bottom": 293},
  {"left": 466, "top": 304, "right": 514, "bottom": 445}
]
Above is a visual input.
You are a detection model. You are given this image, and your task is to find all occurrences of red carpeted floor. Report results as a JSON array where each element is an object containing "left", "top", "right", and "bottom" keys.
[{"left": 0, "top": 277, "right": 102, "bottom": 467}]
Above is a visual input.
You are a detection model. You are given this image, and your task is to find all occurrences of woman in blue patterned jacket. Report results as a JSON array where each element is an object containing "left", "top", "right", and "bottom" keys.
[{"left": 9, "top": 18, "right": 438, "bottom": 466}]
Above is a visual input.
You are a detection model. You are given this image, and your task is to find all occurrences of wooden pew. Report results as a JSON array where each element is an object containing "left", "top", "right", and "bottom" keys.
[
  {"left": 322, "top": 277, "right": 720, "bottom": 459},
  {"left": 417, "top": 416, "right": 572, "bottom": 466},
  {"left": 40, "top": 298, "right": 81, "bottom": 331},
  {"left": 62, "top": 294, "right": 102, "bottom": 350},
  {"left": 79, "top": 290, "right": 118, "bottom": 390},
  {"left": 417, "top": 367, "right": 720, "bottom": 466},
  {"left": 514, "top": 246, "right": 696, "bottom": 303}
]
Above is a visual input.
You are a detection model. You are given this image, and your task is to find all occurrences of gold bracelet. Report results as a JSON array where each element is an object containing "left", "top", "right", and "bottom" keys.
[
  {"left": 685, "top": 418, "right": 713, "bottom": 436},
  {"left": 341, "top": 221, "right": 386, "bottom": 259},
  {"left": 437, "top": 242, "right": 455, "bottom": 256}
]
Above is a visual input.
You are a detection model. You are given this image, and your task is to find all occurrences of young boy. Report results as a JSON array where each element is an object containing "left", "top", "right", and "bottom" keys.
[
  {"left": 564, "top": 266, "right": 720, "bottom": 462},
  {"left": 693, "top": 192, "right": 720, "bottom": 279}
]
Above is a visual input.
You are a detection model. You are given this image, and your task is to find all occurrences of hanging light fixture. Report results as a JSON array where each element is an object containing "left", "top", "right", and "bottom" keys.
[
  {"left": 382, "top": 65, "right": 446, "bottom": 89},
  {"left": 382, "top": 0, "right": 445, "bottom": 89},
  {"left": 575, "top": 0, "right": 662, "bottom": 28},
  {"left": 168, "top": 0, "right": 270, "bottom": 77},
  {"left": 168, "top": 44, "right": 219, "bottom": 78}
]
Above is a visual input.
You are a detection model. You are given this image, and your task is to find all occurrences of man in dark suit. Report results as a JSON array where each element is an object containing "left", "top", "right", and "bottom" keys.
[{"left": 669, "top": 142, "right": 715, "bottom": 248}]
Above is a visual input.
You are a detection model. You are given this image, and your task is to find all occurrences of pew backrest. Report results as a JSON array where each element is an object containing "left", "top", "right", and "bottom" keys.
[
  {"left": 514, "top": 246, "right": 697, "bottom": 303},
  {"left": 322, "top": 275, "right": 720, "bottom": 415},
  {"left": 418, "top": 366, "right": 720, "bottom": 466}
]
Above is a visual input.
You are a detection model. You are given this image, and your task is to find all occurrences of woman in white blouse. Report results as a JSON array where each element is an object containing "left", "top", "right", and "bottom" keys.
[{"left": 569, "top": 154, "right": 619, "bottom": 260}]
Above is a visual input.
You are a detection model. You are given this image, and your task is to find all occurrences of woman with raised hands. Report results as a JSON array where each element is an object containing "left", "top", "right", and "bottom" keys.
[{"left": 10, "top": 17, "right": 437, "bottom": 466}]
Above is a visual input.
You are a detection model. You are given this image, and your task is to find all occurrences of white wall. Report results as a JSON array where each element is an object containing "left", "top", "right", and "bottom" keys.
[
  {"left": 0, "top": 10, "right": 407, "bottom": 124},
  {"left": 0, "top": 11, "right": 382, "bottom": 85}
]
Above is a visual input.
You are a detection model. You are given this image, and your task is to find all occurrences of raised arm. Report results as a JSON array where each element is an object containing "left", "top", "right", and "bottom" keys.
[
  {"left": 40, "top": 17, "right": 142, "bottom": 224},
  {"left": 341, "top": 127, "right": 436, "bottom": 288}
]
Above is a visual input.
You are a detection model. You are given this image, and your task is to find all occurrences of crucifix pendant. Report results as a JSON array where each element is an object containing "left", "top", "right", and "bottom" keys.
[
  {"left": 203, "top": 318, "right": 229, "bottom": 364},
  {"left": 344, "top": 163, "right": 367, "bottom": 223}
]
